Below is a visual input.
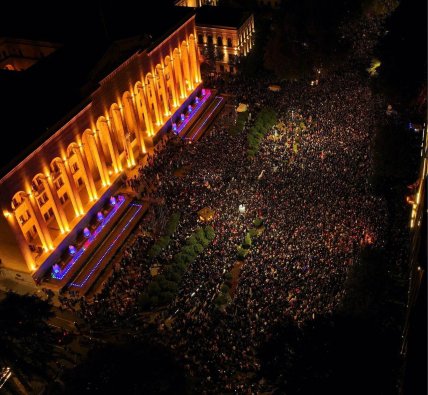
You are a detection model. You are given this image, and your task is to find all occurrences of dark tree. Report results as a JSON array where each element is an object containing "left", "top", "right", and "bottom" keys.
[
  {"left": 63, "top": 341, "right": 189, "bottom": 394},
  {"left": 0, "top": 292, "right": 56, "bottom": 381}
]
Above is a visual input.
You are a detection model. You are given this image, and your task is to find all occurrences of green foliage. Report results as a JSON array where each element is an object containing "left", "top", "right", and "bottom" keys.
[
  {"left": 246, "top": 108, "right": 277, "bottom": 158},
  {"left": 237, "top": 246, "right": 249, "bottom": 260},
  {"left": 249, "top": 227, "right": 259, "bottom": 238},
  {"left": 165, "top": 270, "right": 181, "bottom": 283},
  {"left": 174, "top": 261, "right": 188, "bottom": 274},
  {"left": 159, "top": 291, "right": 174, "bottom": 304},
  {"left": 244, "top": 233, "right": 252, "bottom": 248},
  {"left": 253, "top": 218, "right": 263, "bottom": 228},
  {"left": 142, "top": 226, "right": 215, "bottom": 309},
  {"left": 147, "top": 244, "right": 162, "bottom": 259},
  {"left": 229, "top": 111, "right": 248, "bottom": 135},
  {"left": 164, "top": 212, "right": 181, "bottom": 235},
  {"left": 138, "top": 293, "right": 151, "bottom": 308},
  {"left": 193, "top": 243, "right": 204, "bottom": 255},
  {"left": 147, "top": 212, "right": 180, "bottom": 259},
  {"left": 221, "top": 284, "right": 230, "bottom": 294},
  {"left": 182, "top": 245, "right": 198, "bottom": 258},
  {"left": 214, "top": 294, "right": 228, "bottom": 306},
  {"left": 186, "top": 234, "right": 199, "bottom": 246},
  {"left": 204, "top": 225, "right": 216, "bottom": 241},
  {"left": 149, "top": 295, "right": 159, "bottom": 306},
  {"left": 195, "top": 228, "right": 206, "bottom": 242},
  {"left": 157, "top": 236, "right": 171, "bottom": 249},
  {"left": 148, "top": 282, "right": 161, "bottom": 296}
]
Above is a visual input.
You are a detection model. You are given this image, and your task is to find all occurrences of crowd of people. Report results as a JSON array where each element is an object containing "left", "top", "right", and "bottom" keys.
[
  {"left": 37, "top": 7, "right": 408, "bottom": 391},
  {"left": 57, "top": 62, "right": 393, "bottom": 392}
]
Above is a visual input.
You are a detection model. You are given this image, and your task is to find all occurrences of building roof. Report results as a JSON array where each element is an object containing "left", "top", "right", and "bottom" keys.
[
  {"left": 0, "top": 1, "right": 193, "bottom": 178},
  {"left": 195, "top": 6, "right": 251, "bottom": 29}
]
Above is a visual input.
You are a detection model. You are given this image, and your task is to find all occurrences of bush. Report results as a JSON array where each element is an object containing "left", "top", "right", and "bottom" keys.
[
  {"left": 182, "top": 245, "right": 198, "bottom": 258},
  {"left": 161, "top": 280, "right": 179, "bottom": 293},
  {"left": 221, "top": 284, "right": 230, "bottom": 294},
  {"left": 165, "top": 270, "right": 181, "bottom": 283},
  {"left": 157, "top": 236, "right": 170, "bottom": 249},
  {"left": 214, "top": 294, "right": 228, "bottom": 306},
  {"left": 186, "top": 234, "right": 199, "bottom": 246},
  {"left": 164, "top": 212, "right": 180, "bottom": 235},
  {"left": 148, "top": 244, "right": 162, "bottom": 259},
  {"left": 225, "top": 272, "right": 233, "bottom": 281},
  {"left": 149, "top": 295, "right": 159, "bottom": 306},
  {"left": 198, "top": 237, "right": 210, "bottom": 248},
  {"left": 253, "top": 218, "right": 263, "bottom": 228},
  {"left": 174, "top": 253, "right": 187, "bottom": 266},
  {"left": 159, "top": 291, "right": 174, "bottom": 304},
  {"left": 237, "top": 246, "right": 249, "bottom": 260},
  {"left": 176, "top": 260, "right": 188, "bottom": 271},
  {"left": 139, "top": 293, "right": 151, "bottom": 308},
  {"left": 193, "top": 243, "right": 204, "bottom": 254},
  {"left": 249, "top": 227, "right": 258, "bottom": 238},
  {"left": 205, "top": 226, "right": 215, "bottom": 241},
  {"left": 244, "top": 233, "right": 252, "bottom": 248},
  {"left": 148, "top": 281, "right": 161, "bottom": 296},
  {"left": 195, "top": 228, "right": 206, "bottom": 241}
]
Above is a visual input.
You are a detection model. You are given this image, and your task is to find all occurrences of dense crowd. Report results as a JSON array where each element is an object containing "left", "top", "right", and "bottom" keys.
[
  {"left": 34, "top": 7, "right": 408, "bottom": 391},
  {"left": 58, "top": 63, "right": 392, "bottom": 393}
]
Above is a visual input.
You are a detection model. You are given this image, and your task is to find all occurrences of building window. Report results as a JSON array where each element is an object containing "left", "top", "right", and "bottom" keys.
[
  {"left": 227, "top": 38, "right": 232, "bottom": 47},
  {"left": 217, "top": 36, "right": 223, "bottom": 46},
  {"left": 77, "top": 178, "right": 83, "bottom": 186},
  {"left": 72, "top": 162, "right": 79, "bottom": 173},
  {"left": 44, "top": 212, "right": 50, "bottom": 222},
  {"left": 207, "top": 35, "right": 213, "bottom": 44},
  {"left": 59, "top": 192, "right": 68, "bottom": 205},
  {"left": 56, "top": 177, "right": 64, "bottom": 189},
  {"left": 198, "top": 34, "right": 203, "bottom": 44}
]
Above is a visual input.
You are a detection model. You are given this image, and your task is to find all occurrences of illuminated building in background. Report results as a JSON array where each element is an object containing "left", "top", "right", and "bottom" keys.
[
  {"left": 0, "top": 9, "right": 202, "bottom": 283},
  {"left": 175, "top": 0, "right": 218, "bottom": 7},
  {"left": 195, "top": 6, "right": 254, "bottom": 74}
]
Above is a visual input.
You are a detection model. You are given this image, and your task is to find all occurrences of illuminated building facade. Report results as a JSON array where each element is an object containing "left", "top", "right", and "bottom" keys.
[
  {"left": 175, "top": 0, "right": 218, "bottom": 7},
  {"left": 0, "top": 12, "right": 202, "bottom": 283},
  {"left": 196, "top": 7, "right": 254, "bottom": 73}
]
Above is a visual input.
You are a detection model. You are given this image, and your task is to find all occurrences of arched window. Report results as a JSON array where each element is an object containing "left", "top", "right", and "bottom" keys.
[
  {"left": 198, "top": 34, "right": 203, "bottom": 44},
  {"left": 227, "top": 38, "right": 232, "bottom": 47},
  {"left": 217, "top": 36, "right": 223, "bottom": 46}
]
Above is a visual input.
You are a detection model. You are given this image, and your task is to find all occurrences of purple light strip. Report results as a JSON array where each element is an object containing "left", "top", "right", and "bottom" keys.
[
  {"left": 174, "top": 90, "right": 212, "bottom": 138},
  {"left": 71, "top": 203, "right": 143, "bottom": 288},
  {"left": 51, "top": 195, "right": 126, "bottom": 280},
  {"left": 187, "top": 96, "right": 224, "bottom": 141}
]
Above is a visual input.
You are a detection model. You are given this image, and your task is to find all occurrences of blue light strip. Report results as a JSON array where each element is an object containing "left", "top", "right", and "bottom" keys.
[
  {"left": 70, "top": 203, "right": 143, "bottom": 288},
  {"left": 51, "top": 195, "right": 126, "bottom": 280},
  {"left": 187, "top": 96, "right": 224, "bottom": 141},
  {"left": 174, "top": 90, "right": 212, "bottom": 138}
]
